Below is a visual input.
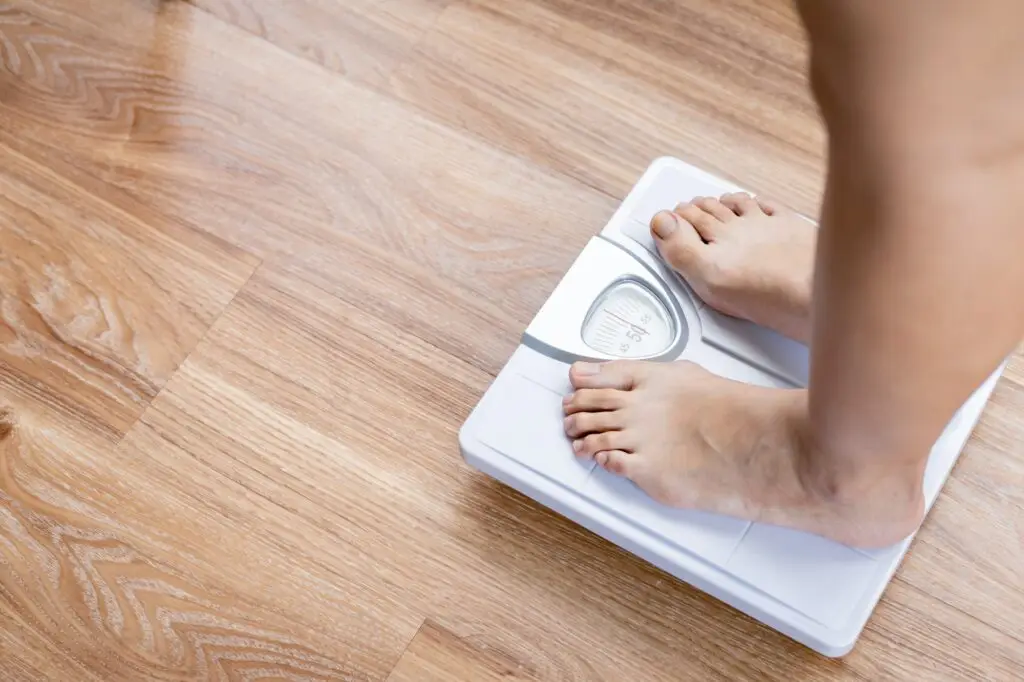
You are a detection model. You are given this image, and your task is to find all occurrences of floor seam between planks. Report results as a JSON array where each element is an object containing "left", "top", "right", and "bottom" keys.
[
  {"left": 111, "top": 259, "right": 266, "bottom": 448},
  {"left": 383, "top": 617, "right": 430, "bottom": 682}
]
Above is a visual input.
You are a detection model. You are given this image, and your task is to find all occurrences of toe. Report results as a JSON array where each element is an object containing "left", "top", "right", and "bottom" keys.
[
  {"left": 650, "top": 210, "right": 704, "bottom": 275},
  {"left": 569, "top": 360, "right": 652, "bottom": 390},
  {"left": 573, "top": 430, "right": 633, "bottom": 459},
  {"left": 674, "top": 201, "right": 720, "bottom": 242},
  {"left": 693, "top": 196, "right": 735, "bottom": 223},
  {"left": 755, "top": 195, "right": 782, "bottom": 216},
  {"left": 594, "top": 450, "right": 633, "bottom": 477},
  {"left": 564, "top": 410, "right": 623, "bottom": 438},
  {"left": 720, "top": 192, "right": 760, "bottom": 216},
  {"left": 563, "top": 388, "right": 626, "bottom": 415}
]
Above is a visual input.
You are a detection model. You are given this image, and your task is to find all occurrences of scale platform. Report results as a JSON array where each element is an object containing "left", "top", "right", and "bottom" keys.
[{"left": 459, "top": 156, "right": 1004, "bottom": 657}]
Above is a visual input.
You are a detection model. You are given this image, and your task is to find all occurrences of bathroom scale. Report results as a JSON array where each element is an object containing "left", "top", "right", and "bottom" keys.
[{"left": 458, "top": 156, "right": 1005, "bottom": 657}]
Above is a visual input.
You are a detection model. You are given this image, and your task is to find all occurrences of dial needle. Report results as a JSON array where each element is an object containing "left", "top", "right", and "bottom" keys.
[{"left": 605, "top": 309, "right": 648, "bottom": 335}]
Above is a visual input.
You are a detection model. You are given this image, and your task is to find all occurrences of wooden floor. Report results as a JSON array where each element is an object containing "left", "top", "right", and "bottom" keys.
[{"left": 1, "top": 0, "right": 1022, "bottom": 679}]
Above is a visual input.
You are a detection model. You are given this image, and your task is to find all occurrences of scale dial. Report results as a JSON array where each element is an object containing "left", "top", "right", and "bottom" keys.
[{"left": 581, "top": 278, "right": 676, "bottom": 359}]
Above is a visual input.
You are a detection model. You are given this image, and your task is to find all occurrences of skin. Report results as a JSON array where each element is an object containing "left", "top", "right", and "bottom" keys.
[
  {"left": 799, "top": 0, "right": 1024, "bottom": 504},
  {"left": 562, "top": 0, "right": 1024, "bottom": 548}
]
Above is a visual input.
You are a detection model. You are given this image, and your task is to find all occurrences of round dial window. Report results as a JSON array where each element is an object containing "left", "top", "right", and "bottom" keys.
[{"left": 581, "top": 279, "right": 676, "bottom": 359}]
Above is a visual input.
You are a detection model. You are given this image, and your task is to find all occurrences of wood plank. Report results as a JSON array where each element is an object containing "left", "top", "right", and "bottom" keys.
[
  {"left": 0, "top": 620, "right": 105, "bottom": 682},
  {"left": 0, "top": 0, "right": 616, "bottom": 298},
  {"left": 846, "top": 578, "right": 1024, "bottom": 680},
  {"left": 391, "top": 0, "right": 825, "bottom": 214},
  {"left": 187, "top": 0, "right": 449, "bottom": 88},
  {"left": 0, "top": 0, "right": 617, "bottom": 373},
  {"left": 0, "top": 142, "right": 258, "bottom": 435},
  {"left": 0, "top": 394, "right": 419, "bottom": 681},
  {"left": 386, "top": 619, "right": 540, "bottom": 682}
]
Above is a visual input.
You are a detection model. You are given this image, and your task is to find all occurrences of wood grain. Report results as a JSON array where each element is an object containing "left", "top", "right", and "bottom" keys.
[
  {"left": 0, "top": 0, "right": 1022, "bottom": 679},
  {"left": 0, "top": 403, "right": 395, "bottom": 681},
  {"left": 186, "top": 0, "right": 449, "bottom": 88},
  {"left": 0, "top": 141, "right": 258, "bottom": 435},
  {"left": 386, "top": 619, "right": 540, "bottom": 682},
  {"left": 392, "top": 0, "right": 825, "bottom": 215},
  {"left": 0, "top": 0, "right": 617, "bottom": 366}
]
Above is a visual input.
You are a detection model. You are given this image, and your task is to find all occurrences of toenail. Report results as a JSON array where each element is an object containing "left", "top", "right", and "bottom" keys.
[
  {"left": 563, "top": 393, "right": 573, "bottom": 405},
  {"left": 651, "top": 211, "right": 678, "bottom": 239},
  {"left": 572, "top": 439, "right": 583, "bottom": 452},
  {"left": 573, "top": 362, "right": 600, "bottom": 376},
  {"left": 563, "top": 416, "right": 573, "bottom": 431}
]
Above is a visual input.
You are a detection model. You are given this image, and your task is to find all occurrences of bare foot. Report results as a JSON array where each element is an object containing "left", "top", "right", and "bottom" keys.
[
  {"left": 561, "top": 191, "right": 924, "bottom": 547},
  {"left": 563, "top": 356, "right": 923, "bottom": 549},
  {"left": 650, "top": 192, "right": 815, "bottom": 344}
]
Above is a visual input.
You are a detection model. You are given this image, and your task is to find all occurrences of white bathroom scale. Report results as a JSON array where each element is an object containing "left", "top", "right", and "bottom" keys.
[{"left": 459, "top": 156, "right": 1005, "bottom": 657}]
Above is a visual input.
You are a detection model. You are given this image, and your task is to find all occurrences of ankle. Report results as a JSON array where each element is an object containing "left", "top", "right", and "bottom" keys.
[
  {"left": 795, "top": 431, "right": 922, "bottom": 509},
  {"left": 788, "top": 398, "right": 926, "bottom": 547}
]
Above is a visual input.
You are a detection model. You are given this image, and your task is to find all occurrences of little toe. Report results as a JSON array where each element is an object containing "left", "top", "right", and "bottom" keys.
[
  {"left": 693, "top": 196, "right": 736, "bottom": 222},
  {"left": 673, "top": 201, "right": 720, "bottom": 242},
  {"left": 563, "top": 388, "right": 626, "bottom": 415},
  {"left": 564, "top": 410, "right": 623, "bottom": 438},
  {"left": 755, "top": 195, "right": 782, "bottom": 216},
  {"left": 573, "top": 430, "right": 633, "bottom": 459},
  {"left": 594, "top": 450, "right": 633, "bottom": 477},
  {"left": 720, "top": 192, "right": 760, "bottom": 216},
  {"left": 569, "top": 360, "right": 652, "bottom": 391}
]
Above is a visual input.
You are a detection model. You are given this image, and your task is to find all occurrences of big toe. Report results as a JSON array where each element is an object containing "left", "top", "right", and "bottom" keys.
[
  {"left": 650, "top": 210, "right": 704, "bottom": 276},
  {"left": 569, "top": 360, "right": 651, "bottom": 390}
]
